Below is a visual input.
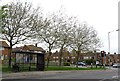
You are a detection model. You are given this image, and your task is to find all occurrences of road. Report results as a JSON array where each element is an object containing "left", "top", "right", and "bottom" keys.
[
  {"left": 39, "top": 70, "right": 118, "bottom": 79},
  {"left": 2, "top": 69, "right": 120, "bottom": 81}
]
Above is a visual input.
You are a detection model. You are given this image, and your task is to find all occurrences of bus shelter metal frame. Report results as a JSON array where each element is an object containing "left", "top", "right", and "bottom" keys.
[{"left": 12, "top": 50, "right": 45, "bottom": 71}]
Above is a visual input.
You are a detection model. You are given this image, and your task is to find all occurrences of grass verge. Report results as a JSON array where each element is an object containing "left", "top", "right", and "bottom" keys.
[
  {"left": 44, "top": 66, "right": 106, "bottom": 71},
  {"left": 2, "top": 65, "right": 107, "bottom": 73}
]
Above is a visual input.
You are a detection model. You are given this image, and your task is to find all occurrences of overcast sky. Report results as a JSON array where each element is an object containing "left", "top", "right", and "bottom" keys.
[{"left": 1, "top": 0, "right": 120, "bottom": 53}]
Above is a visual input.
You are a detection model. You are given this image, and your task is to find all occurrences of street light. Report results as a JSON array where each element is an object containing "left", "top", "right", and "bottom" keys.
[
  {"left": 108, "top": 29, "right": 119, "bottom": 67},
  {"left": 108, "top": 29, "right": 119, "bottom": 54}
]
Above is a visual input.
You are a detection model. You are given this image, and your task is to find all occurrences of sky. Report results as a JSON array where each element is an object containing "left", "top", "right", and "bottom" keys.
[{"left": 0, "top": 0, "right": 120, "bottom": 54}]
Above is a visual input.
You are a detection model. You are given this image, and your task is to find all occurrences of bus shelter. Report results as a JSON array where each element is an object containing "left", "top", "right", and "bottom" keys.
[{"left": 12, "top": 50, "right": 45, "bottom": 72}]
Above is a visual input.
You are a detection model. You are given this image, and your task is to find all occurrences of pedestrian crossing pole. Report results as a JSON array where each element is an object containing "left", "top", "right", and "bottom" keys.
[{"left": 101, "top": 51, "right": 106, "bottom": 69}]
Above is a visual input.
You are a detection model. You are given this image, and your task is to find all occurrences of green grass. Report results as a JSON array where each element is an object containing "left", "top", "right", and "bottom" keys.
[
  {"left": 44, "top": 66, "right": 106, "bottom": 71},
  {"left": 2, "top": 65, "right": 106, "bottom": 73},
  {"left": 2, "top": 66, "right": 12, "bottom": 73},
  {"left": 2, "top": 65, "right": 37, "bottom": 73}
]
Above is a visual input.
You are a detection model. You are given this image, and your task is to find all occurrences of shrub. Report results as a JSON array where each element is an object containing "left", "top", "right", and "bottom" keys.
[
  {"left": 83, "top": 59, "right": 96, "bottom": 65},
  {"left": 63, "top": 62, "right": 70, "bottom": 66}
]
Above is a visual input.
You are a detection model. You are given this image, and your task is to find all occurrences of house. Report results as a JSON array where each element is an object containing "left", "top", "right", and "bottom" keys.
[
  {"left": 52, "top": 50, "right": 71, "bottom": 62},
  {"left": 106, "top": 54, "right": 120, "bottom": 65},
  {"left": 49, "top": 49, "right": 120, "bottom": 65},
  {"left": 0, "top": 41, "right": 10, "bottom": 64}
]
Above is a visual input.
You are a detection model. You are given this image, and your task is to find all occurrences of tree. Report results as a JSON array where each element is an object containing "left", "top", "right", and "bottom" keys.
[
  {"left": 34, "top": 12, "right": 62, "bottom": 67},
  {"left": 70, "top": 22, "right": 101, "bottom": 68},
  {"left": 56, "top": 16, "right": 75, "bottom": 66},
  {"left": 1, "top": 1, "right": 42, "bottom": 68},
  {"left": 0, "top": 5, "right": 7, "bottom": 33}
]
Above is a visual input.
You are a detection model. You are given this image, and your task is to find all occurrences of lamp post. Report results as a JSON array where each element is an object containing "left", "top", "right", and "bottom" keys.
[{"left": 108, "top": 29, "right": 119, "bottom": 67}]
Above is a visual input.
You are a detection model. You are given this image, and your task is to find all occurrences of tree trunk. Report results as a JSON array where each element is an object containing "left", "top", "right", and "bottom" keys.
[
  {"left": 8, "top": 46, "right": 12, "bottom": 68},
  {"left": 46, "top": 47, "right": 51, "bottom": 68},
  {"left": 46, "top": 55, "right": 50, "bottom": 68},
  {"left": 76, "top": 51, "right": 79, "bottom": 68},
  {"left": 59, "top": 47, "right": 63, "bottom": 66},
  {"left": 76, "top": 49, "right": 81, "bottom": 68}
]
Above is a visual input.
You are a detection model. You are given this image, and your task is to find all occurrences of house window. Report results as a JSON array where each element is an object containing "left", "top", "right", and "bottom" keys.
[
  {"left": 117, "top": 59, "right": 119, "bottom": 61},
  {"left": 53, "top": 57, "right": 55, "bottom": 59},
  {"left": 84, "top": 57, "right": 89, "bottom": 59},
  {"left": 72, "top": 57, "right": 75, "bottom": 59},
  {"left": 0, "top": 55, "right": 4, "bottom": 60},
  {"left": 89, "top": 57, "right": 92, "bottom": 59},
  {"left": 0, "top": 47, "right": 4, "bottom": 50},
  {"left": 53, "top": 57, "right": 58, "bottom": 59},
  {"left": 5, "top": 55, "right": 8, "bottom": 59}
]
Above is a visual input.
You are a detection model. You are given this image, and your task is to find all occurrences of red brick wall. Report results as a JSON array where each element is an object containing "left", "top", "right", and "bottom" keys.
[{"left": 1, "top": 47, "right": 10, "bottom": 64}]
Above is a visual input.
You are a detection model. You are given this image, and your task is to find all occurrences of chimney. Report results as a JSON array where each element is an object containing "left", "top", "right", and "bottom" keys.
[{"left": 35, "top": 43, "right": 37, "bottom": 47}]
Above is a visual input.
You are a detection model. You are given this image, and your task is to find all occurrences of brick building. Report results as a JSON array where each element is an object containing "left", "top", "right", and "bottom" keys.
[
  {"left": 48, "top": 48, "right": 120, "bottom": 66},
  {"left": 0, "top": 41, "right": 10, "bottom": 64}
]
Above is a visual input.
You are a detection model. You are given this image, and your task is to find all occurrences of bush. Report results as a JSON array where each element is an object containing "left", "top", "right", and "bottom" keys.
[
  {"left": 63, "top": 62, "right": 70, "bottom": 66},
  {"left": 83, "top": 59, "right": 96, "bottom": 65}
]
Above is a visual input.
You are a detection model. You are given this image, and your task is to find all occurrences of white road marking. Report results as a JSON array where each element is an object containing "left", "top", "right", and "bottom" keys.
[{"left": 112, "top": 76, "right": 118, "bottom": 79}]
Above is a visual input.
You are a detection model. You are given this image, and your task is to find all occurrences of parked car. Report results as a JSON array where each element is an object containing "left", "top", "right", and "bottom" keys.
[
  {"left": 113, "top": 63, "right": 120, "bottom": 68},
  {"left": 77, "top": 62, "right": 86, "bottom": 66}
]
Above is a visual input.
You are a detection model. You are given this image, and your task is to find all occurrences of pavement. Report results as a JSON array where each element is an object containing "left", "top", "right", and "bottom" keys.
[
  {"left": 2, "top": 69, "right": 117, "bottom": 79},
  {"left": 2, "top": 70, "right": 76, "bottom": 79},
  {"left": 1, "top": 66, "right": 119, "bottom": 80}
]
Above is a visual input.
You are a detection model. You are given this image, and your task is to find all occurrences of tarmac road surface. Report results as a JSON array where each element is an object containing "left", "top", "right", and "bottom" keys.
[{"left": 2, "top": 69, "right": 119, "bottom": 81}]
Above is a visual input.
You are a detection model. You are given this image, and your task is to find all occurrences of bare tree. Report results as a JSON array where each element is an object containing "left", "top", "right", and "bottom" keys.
[
  {"left": 70, "top": 22, "right": 101, "bottom": 68},
  {"left": 34, "top": 12, "right": 63, "bottom": 67},
  {"left": 56, "top": 16, "right": 75, "bottom": 66},
  {"left": 1, "top": 1, "right": 42, "bottom": 67}
]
